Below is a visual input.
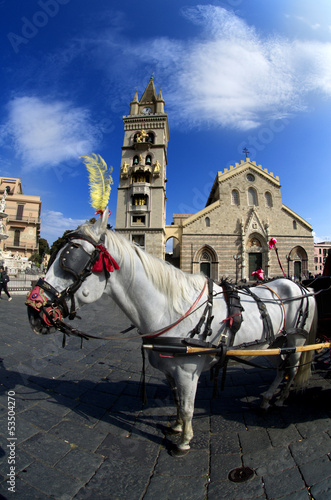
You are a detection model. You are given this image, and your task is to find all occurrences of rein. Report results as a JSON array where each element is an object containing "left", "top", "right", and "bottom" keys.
[
  {"left": 52, "top": 279, "right": 210, "bottom": 344},
  {"left": 40, "top": 278, "right": 318, "bottom": 346},
  {"left": 28, "top": 233, "right": 322, "bottom": 357},
  {"left": 142, "top": 278, "right": 208, "bottom": 339}
]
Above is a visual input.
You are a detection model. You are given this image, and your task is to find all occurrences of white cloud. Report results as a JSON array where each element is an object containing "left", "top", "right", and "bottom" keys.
[
  {"left": 41, "top": 209, "right": 87, "bottom": 244},
  {"left": 126, "top": 6, "right": 331, "bottom": 131},
  {"left": 286, "top": 14, "right": 321, "bottom": 31},
  {"left": 170, "top": 6, "right": 331, "bottom": 130},
  {"left": 313, "top": 232, "right": 331, "bottom": 244},
  {"left": 4, "top": 97, "right": 101, "bottom": 170}
]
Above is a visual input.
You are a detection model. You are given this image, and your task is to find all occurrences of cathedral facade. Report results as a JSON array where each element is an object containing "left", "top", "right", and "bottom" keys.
[{"left": 115, "top": 79, "right": 314, "bottom": 282}]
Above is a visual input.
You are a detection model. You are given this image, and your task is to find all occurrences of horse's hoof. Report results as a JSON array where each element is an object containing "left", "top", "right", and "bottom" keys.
[
  {"left": 164, "top": 426, "right": 182, "bottom": 436},
  {"left": 275, "top": 399, "right": 285, "bottom": 407},
  {"left": 170, "top": 446, "right": 190, "bottom": 457},
  {"left": 260, "top": 398, "right": 271, "bottom": 411}
]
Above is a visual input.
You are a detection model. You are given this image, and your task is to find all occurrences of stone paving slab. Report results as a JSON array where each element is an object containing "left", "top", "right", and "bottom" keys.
[{"left": 0, "top": 296, "right": 330, "bottom": 499}]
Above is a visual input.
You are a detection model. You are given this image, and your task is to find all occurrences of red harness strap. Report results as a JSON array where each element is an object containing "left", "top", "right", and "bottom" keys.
[
  {"left": 222, "top": 312, "right": 243, "bottom": 329},
  {"left": 144, "top": 279, "right": 208, "bottom": 339}
]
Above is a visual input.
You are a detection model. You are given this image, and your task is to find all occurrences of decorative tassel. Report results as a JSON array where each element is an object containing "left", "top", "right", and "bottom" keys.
[
  {"left": 269, "top": 238, "right": 287, "bottom": 278},
  {"left": 80, "top": 153, "right": 113, "bottom": 213}
]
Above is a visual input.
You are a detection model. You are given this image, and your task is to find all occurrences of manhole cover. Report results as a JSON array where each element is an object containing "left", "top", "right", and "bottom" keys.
[{"left": 228, "top": 466, "right": 255, "bottom": 483}]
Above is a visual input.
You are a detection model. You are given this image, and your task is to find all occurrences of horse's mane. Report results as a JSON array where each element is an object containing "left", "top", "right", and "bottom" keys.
[{"left": 79, "top": 223, "right": 206, "bottom": 314}]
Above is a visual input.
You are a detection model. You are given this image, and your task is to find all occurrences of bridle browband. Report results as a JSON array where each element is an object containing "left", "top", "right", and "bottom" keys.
[{"left": 26, "top": 232, "right": 119, "bottom": 331}]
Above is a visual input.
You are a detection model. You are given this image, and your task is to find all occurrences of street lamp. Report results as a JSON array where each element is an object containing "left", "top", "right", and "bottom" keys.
[
  {"left": 233, "top": 254, "right": 240, "bottom": 284},
  {"left": 286, "top": 254, "right": 291, "bottom": 279}
]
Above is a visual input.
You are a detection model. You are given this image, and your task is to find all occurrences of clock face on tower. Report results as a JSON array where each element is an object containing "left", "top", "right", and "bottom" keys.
[{"left": 142, "top": 107, "right": 152, "bottom": 115}]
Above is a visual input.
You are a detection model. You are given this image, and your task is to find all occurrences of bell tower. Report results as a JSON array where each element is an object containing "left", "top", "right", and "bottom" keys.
[{"left": 115, "top": 77, "right": 169, "bottom": 259}]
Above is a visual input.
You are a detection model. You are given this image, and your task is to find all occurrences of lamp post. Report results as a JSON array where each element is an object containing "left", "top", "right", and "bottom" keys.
[
  {"left": 286, "top": 254, "right": 291, "bottom": 279},
  {"left": 233, "top": 254, "right": 240, "bottom": 284}
]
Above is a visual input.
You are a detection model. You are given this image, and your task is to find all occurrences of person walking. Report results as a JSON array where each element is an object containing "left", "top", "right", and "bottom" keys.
[{"left": 0, "top": 266, "right": 12, "bottom": 301}]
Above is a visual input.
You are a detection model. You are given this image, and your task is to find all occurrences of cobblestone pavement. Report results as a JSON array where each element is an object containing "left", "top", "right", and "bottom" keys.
[{"left": 0, "top": 295, "right": 330, "bottom": 499}]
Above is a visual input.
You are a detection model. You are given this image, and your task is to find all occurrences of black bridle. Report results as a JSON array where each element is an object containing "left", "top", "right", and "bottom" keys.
[{"left": 26, "top": 232, "right": 117, "bottom": 331}]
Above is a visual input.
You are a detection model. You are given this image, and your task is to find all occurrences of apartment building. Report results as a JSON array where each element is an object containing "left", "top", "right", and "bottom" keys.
[
  {"left": 0, "top": 177, "right": 41, "bottom": 263},
  {"left": 314, "top": 241, "right": 331, "bottom": 275}
]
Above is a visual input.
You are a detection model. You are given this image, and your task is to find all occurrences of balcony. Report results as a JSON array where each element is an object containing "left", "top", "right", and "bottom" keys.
[
  {"left": 130, "top": 184, "right": 150, "bottom": 197},
  {"left": 130, "top": 204, "right": 148, "bottom": 213},
  {"left": 132, "top": 205, "right": 148, "bottom": 213},
  {"left": 7, "top": 215, "right": 41, "bottom": 224},
  {"left": 4, "top": 242, "right": 38, "bottom": 252}
]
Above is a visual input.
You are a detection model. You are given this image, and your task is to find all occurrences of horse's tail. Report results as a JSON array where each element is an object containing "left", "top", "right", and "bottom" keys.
[{"left": 294, "top": 299, "right": 318, "bottom": 389}]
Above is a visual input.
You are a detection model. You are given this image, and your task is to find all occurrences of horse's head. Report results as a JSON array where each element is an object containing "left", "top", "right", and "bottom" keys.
[{"left": 26, "top": 210, "right": 118, "bottom": 335}]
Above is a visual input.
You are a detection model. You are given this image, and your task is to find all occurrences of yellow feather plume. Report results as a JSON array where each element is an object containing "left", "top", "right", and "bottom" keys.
[{"left": 80, "top": 153, "right": 113, "bottom": 212}]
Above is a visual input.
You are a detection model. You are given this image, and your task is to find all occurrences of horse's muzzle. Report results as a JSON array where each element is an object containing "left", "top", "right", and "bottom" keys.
[
  {"left": 26, "top": 285, "right": 61, "bottom": 335},
  {"left": 27, "top": 304, "right": 57, "bottom": 335}
]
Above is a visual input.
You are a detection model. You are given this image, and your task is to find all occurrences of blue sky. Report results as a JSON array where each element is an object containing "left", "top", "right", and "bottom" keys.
[{"left": 1, "top": 0, "right": 331, "bottom": 244}]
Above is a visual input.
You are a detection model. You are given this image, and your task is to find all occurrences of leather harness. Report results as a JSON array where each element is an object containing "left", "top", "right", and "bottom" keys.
[{"left": 26, "top": 233, "right": 312, "bottom": 398}]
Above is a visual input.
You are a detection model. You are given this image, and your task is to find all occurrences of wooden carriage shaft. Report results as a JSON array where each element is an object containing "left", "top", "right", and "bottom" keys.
[{"left": 142, "top": 342, "right": 331, "bottom": 356}]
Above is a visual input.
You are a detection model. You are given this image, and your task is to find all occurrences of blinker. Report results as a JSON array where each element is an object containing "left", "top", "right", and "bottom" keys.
[{"left": 59, "top": 242, "right": 97, "bottom": 279}]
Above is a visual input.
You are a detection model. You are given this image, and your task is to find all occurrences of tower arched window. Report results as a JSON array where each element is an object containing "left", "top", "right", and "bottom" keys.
[
  {"left": 131, "top": 172, "right": 151, "bottom": 183},
  {"left": 231, "top": 189, "right": 240, "bottom": 206},
  {"left": 265, "top": 191, "right": 272, "bottom": 207},
  {"left": 147, "top": 132, "right": 154, "bottom": 143},
  {"left": 205, "top": 217, "right": 210, "bottom": 227},
  {"left": 248, "top": 187, "right": 258, "bottom": 206},
  {"left": 132, "top": 194, "right": 148, "bottom": 206}
]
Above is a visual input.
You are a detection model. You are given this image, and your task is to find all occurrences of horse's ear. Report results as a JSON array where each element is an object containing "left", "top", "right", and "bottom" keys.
[{"left": 92, "top": 208, "right": 109, "bottom": 239}]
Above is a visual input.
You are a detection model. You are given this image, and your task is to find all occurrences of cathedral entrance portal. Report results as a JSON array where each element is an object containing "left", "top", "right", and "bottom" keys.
[
  {"left": 200, "top": 262, "right": 211, "bottom": 278},
  {"left": 294, "top": 261, "right": 302, "bottom": 280},
  {"left": 289, "top": 246, "right": 308, "bottom": 280},
  {"left": 194, "top": 246, "right": 218, "bottom": 280},
  {"left": 248, "top": 252, "right": 262, "bottom": 277}
]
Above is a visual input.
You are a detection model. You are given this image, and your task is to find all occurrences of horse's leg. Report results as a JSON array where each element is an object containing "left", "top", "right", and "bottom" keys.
[
  {"left": 165, "top": 374, "right": 183, "bottom": 434},
  {"left": 261, "top": 360, "right": 285, "bottom": 410},
  {"left": 275, "top": 331, "right": 309, "bottom": 406},
  {"left": 261, "top": 352, "right": 301, "bottom": 410},
  {"left": 261, "top": 329, "right": 309, "bottom": 410},
  {"left": 171, "top": 370, "right": 200, "bottom": 456},
  {"left": 274, "top": 354, "right": 301, "bottom": 407}
]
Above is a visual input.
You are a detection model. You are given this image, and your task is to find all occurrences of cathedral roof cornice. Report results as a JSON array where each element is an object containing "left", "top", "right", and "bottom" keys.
[
  {"left": 182, "top": 200, "right": 220, "bottom": 227},
  {"left": 282, "top": 204, "right": 312, "bottom": 230},
  {"left": 217, "top": 159, "right": 280, "bottom": 187}
]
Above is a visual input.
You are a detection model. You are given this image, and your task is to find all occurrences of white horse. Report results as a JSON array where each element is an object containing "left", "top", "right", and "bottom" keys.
[{"left": 26, "top": 212, "right": 317, "bottom": 456}]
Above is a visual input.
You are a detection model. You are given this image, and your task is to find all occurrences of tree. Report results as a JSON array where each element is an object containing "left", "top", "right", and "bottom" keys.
[
  {"left": 28, "top": 252, "right": 42, "bottom": 266},
  {"left": 48, "top": 217, "right": 112, "bottom": 261},
  {"left": 49, "top": 230, "right": 73, "bottom": 256},
  {"left": 39, "top": 238, "right": 50, "bottom": 256}
]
